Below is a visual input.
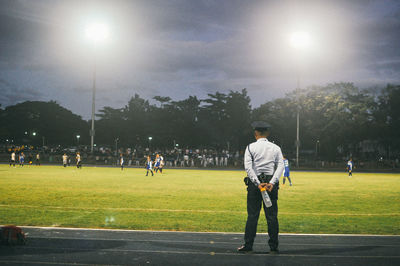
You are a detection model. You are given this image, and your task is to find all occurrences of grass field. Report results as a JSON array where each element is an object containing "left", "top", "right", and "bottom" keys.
[{"left": 0, "top": 164, "right": 399, "bottom": 235}]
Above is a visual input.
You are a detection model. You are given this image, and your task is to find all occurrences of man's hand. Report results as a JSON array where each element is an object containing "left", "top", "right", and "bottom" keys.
[
  {"left": 266, "top": 183, "right": 274, "bottom": 192},
  {"left": 258, "top": 183, "right": 268, "bottom": 190}
]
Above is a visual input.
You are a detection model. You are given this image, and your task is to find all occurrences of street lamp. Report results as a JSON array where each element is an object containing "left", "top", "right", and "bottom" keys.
[
  {"left": 115, "top": 137, "right": 119, "bottom": 156},
  {"left": 148, "top": 137, "right": 152, "bottom": 150},
  {"left": 32, "top": 132, "right": 36, "bottom": 136},
  {"left": 85, "top": 22, "right": 110, "bottom": 153},
  {"left": 76, "top": 135, "right": 81, "bottom": 145},
  {"left": 290, "top": 31, "right": 311, "bottom": 168}
]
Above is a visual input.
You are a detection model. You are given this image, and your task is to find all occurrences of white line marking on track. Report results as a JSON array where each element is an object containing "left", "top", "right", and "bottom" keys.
[
  {"left": 6, "top": 246, "right": 400, "bottom": 259},
  {"left": 0, "top": 261, "right": 103, "bottom": 266},
  {"left": 26, "top": 236, "right": 400, "bottom": 247},
  {"left": 13, "top": 225, "right": 400, "bottom": 237}
]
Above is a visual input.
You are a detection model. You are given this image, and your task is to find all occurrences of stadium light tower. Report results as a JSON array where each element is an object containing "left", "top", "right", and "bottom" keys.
[
  {"left": 148, "top": 137, "right": 153, "bottom": 150},
  {"left": 85, "top": 22, "right": 110, "bottom": 153},
  {"left": 290, "top": 31, "right": 311, "bottom": 168}
]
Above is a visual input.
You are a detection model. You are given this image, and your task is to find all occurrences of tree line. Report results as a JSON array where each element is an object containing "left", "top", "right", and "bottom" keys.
[{"left": 0, "top": 83, "right": 399, "bottom": 161}]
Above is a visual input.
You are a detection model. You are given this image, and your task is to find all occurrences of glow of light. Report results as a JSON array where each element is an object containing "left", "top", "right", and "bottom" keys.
[
  {"left": 85, "top": 23, "right": 110, "bottom": 43},
  {"left": 290, "top": 31, "right": 311, "bottom": 50}
]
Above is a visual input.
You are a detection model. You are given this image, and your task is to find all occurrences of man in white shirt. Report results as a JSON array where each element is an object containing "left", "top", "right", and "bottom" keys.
[
  {"left": 238, "top": 121, "right": 284, "bottom": 254},
  {"left": 76, "top": 152, "right": 82, "bottom": 169},
  {"left": 10, "top": 151, "right": 16, "bottom": 167},
  {"left": 62, "top": 153, "right": 68, "bottom": 167}
]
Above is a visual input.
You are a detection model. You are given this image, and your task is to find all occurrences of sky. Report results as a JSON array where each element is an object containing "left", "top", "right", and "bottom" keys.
[{"left": 0, "top": 0, "right": 399, "bottom": 119}]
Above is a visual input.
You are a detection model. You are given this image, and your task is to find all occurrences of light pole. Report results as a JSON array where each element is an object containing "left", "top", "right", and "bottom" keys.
[
  {"left": 32, "top": 132, "right": 36, "bottom": 146},
  {"left": 290, "top": 31, "right": 311, "bottom": 168},
  {"left": 85, "top": 22, "right": 109, "bottom": 153},
  {"left": 115, "top": 137, "right": 119, "bottom": 156},
  {"left": 148, "top": 137, "right": 152, "bottom": 151},
  {"left": 76, "top": 135, "right": 80, "bottom": 146}
]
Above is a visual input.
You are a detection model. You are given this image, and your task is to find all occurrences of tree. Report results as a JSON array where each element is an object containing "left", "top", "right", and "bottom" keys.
[{"left": 0, "top": 101, "right": 88, "bottom": 146}]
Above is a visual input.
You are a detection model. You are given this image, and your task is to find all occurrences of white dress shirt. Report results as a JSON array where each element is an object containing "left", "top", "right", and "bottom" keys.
[{"left": 244, "top": 138, "right": 284, "bottom": 186}]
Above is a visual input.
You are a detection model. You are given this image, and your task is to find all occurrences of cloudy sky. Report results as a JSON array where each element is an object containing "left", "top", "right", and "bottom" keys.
[{"left": 1, "top": 0, "right": 399, "bottom": 119}]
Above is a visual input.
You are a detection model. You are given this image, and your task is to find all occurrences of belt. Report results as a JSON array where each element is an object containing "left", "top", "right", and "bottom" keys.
[{"left": 257, "top": 173, "right": 273, "bottom": 183}]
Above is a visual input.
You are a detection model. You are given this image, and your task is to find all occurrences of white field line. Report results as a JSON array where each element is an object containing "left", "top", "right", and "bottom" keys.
[
  {"left": 0, "top": 204, "right": 399, "bottom": 216},
  {"left": 0, "top": 261, "right": 98, "bottom": 266},
  {"left": 3, "top": 225, "right": 399, "bottom": 237},
  {"left": 26, "top": 235, "right": 400, "bottom": 246},
  {"left": 3, "top": 246, "right": 400, "bottom": 259}
]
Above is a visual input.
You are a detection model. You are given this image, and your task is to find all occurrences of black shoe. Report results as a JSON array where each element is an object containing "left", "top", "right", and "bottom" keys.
[
  {"left": 237, "top": 245, "right": 253, "bottom": 253},
  {"left": 269, "top": 248, "right": 279, "bottom": 254}
]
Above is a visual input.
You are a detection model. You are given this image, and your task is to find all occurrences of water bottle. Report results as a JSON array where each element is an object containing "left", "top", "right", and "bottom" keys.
[{"left": 260, "top": 187, "right": 272, "bottom": 207}]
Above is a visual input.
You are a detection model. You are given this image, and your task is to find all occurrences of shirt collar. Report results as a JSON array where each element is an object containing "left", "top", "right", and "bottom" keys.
[{"left": 256, "top": 137, "right": 268, "bottom": 142}]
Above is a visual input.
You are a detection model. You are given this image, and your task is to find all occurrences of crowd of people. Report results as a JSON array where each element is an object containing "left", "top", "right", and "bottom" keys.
[{"left": 4, "top": 144, "right": 244, "bottom": 169}]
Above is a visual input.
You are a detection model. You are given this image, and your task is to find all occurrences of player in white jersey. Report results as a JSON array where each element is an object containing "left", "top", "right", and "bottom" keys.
[
  {"left": 76, "top": 152, "right": 82, "bottom": 169},
  {"left": 62, "top": 153, "right": 68, "bottom": 167},
  {"left": 119, "top": 154, "right": 124, "bottom": 170},
  {"left": 36, "top": 153, "right": 41, "bottom": 166},
  {"left": 145, "top": 156, "right": 154, "bottom": 176},
  {"left": 154, "top": 154, "right": 164, "bottom": 173},
  {"left": 10, "top": 151, "right": 16, "bottom": 167},
  {"left": 159, "top": 155, "right": 164, "bottom": 173}
]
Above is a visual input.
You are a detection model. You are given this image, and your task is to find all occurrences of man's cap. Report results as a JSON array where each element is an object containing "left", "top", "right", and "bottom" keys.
[{"left": 251, "top": 121, "right": 271, "bottom": 131}]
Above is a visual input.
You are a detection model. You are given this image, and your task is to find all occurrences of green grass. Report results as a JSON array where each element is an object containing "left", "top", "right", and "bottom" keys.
[{"left": 0, "top": 165, "right": 399, "bottom": 234}]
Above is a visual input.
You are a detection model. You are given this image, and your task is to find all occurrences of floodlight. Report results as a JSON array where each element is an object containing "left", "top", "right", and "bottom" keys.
[
  {"left": 85, "top": 23, "right": 110, "bottom": 43},
  {"left": 290, "top": 31, "right": 311, "bottom": 50}
]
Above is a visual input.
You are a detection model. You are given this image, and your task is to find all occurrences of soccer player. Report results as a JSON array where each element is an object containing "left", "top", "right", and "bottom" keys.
[
  {"left": 19, "top": 152, "right": 25, "bottom": 167},
  {"left": 347, "top": 158, "right": 353, "bottom": 177},
  {"left": 154, "top": 154, "right": 162, "bottom": 173},
  {"left": 10, "top": 151, "right": 16, "bottom": 167},
  {"left": 36, "top": 153, "right": 41, "bottom": 166},
  {"left": 282, "top": 155, "right": 292, "bottom": 186},
  {"left": 119, "top": 153, "right": 124, "bottom": 170},
  {"left": 76, "top": 152, "right": 82, "bottom": 169},
  {"left": 159, "top": 154, "right": 164, "bottom": 173},
  {"left": 62, "top": 153, "right": 68, "bottom": 167},
  {"left": 145, "top": 156, "right": 154, "bottom": 176}
]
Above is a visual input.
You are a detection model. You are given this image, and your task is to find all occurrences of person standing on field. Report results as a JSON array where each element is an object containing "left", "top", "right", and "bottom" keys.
[
  {"left": 62, "top": 153, "right": 68, "bottom": 167},
  {"left": 10, "top": 151, "right": 16, "bottom": 167},
  {"left": 282, "top": 155, "right": 292, "bottom": 186},
  {"left": 120, "top": 153, "right": 124, "bottom": 170},
  {"left": 238, "top": 121, "right": 284, "bottom": 254},
  {"left": 347, "top": 158, "right": 354, "bottom": 177},
  {"left": 36, "top": 153, "right": 41, "bottom": 166},
  {"left": 145, "top": 156, "right": 154, "bottom": 176},
  {"left": 19, "top": 152, "right": 25, "bottom": 167},
  {"left": 76, "top": 152, "right": 82, "bottom": 169}
]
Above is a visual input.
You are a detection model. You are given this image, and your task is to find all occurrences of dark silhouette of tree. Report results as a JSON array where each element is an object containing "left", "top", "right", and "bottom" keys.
[{"left": 0, "top": 101, "right": 88, "bottom": 145}]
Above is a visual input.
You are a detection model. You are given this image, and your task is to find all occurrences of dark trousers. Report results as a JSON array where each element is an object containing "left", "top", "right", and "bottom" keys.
[{"left": 244, "top": 179, "right": 279, "bottom": 250}]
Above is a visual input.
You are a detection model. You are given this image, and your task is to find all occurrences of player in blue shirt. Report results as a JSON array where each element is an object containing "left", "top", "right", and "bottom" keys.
[
  {"left": 146, "top": 156, "right": 154, "bottom": 176},
  {"left": 19, "top": 152, "right": 25, "bottom": 167},
  {"left": 282, "top": 155, "right": 292, "bottom": 186},
  {"left": 347, "top": 158, "right": 353, "bottom": 177}
]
